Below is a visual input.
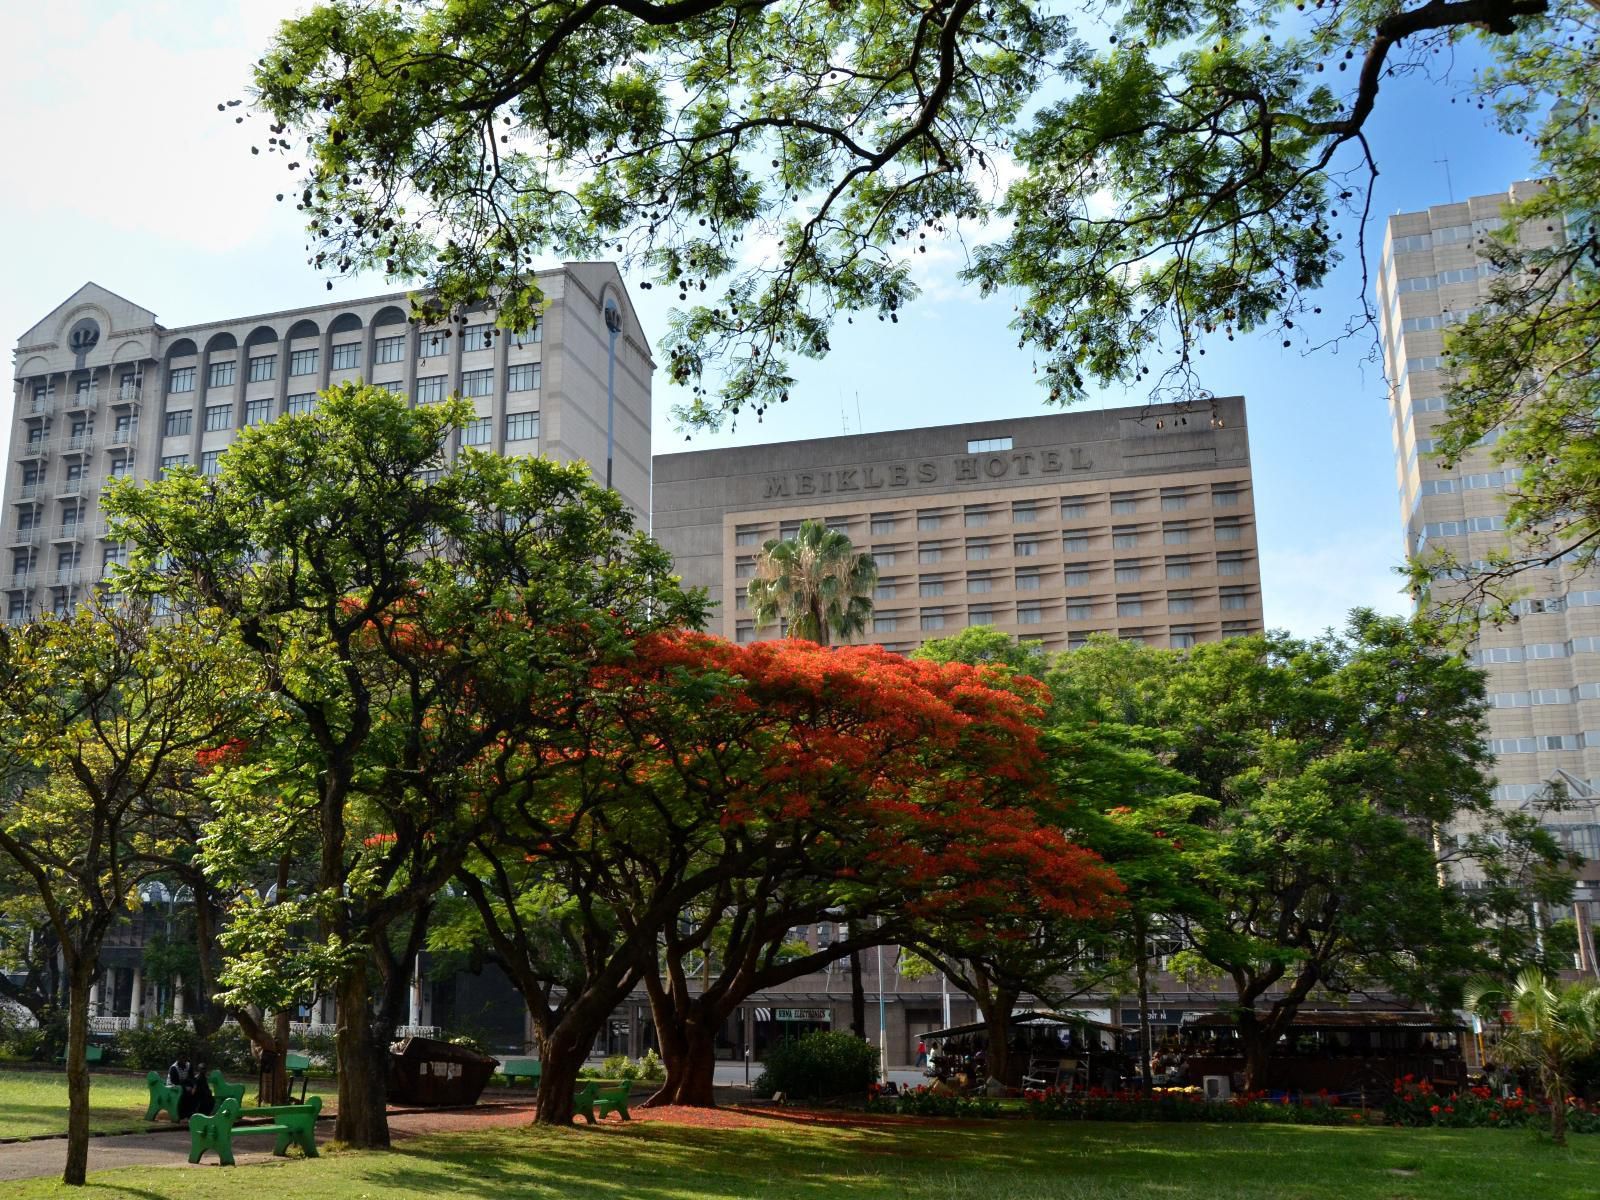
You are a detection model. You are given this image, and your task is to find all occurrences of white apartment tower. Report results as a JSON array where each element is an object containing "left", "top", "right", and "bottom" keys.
[
  {"left": 5, "top": 263, "right": 653, "bottom": 623},
  {"left": 1380, "top": 183, "right": 1600, "bottom": 865}
]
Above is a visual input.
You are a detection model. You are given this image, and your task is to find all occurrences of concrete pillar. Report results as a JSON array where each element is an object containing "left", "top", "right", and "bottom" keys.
[
  {"left": 130, "top": 965, "right": 142, "bottom": 1025},
  {"left": 408, "top": 964, "right": 422, "bottom": 1029},
  {"left": 173, "top": 975, "right": 185, "bottom": 1018},
  {"left": 88, "top": 975, "right": 101, "bottom": 1017}
]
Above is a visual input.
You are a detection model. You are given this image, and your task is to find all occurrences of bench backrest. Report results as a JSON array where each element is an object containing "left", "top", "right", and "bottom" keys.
[
  {"left": 284, "top": 1053, "right": 311, "bottom": 1072},
  {"left": 598, "top": 1079, "right": 631, "bottom": 1099}
]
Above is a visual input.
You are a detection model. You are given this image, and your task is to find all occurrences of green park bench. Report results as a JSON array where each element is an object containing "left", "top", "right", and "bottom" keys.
[
  {"left": 187, "top": 1095, "right": 321, "bottom": 1166},
  {"left": 499, "top": 1059, "right": 541, "bottom": 1087},
  {"left": 284, "top": 1052, "right": 311, "bottom": 1104},
  {"left": 146, "top": 1069, "right": 247, "bottom": 1122},
  {"left": 56, "top": 1045, "right": 105, "bottom": 1068},
  {"left": 574, "top": 1079, "right": 632, "bottom": 1124}
]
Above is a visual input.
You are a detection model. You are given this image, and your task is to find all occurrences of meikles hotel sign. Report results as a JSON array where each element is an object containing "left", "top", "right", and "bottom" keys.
[{"left": 760, "top": 446, "right": 1096, "bottom": 500}]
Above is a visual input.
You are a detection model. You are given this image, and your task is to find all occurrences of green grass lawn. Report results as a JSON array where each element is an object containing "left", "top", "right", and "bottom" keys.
[
  {"left": 7, "top": 1117, "right": 1600, "bottom": 1200},
  {"left": 0, "top": 1068, "right": 335, "bottom": 1141}
]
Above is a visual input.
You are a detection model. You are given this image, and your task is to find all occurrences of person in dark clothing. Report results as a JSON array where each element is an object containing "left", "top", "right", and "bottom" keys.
[
  {"left": 169, "top": 1055, "right": 205, "bottom": 1119},
  {"left": 190, "top": 1060, "right": 214, "bottom": 1117}
]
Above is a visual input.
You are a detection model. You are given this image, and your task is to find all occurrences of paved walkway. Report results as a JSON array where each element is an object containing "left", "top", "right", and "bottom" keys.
[{"left": 0, "top": 1099, "right": 542, "bottom": 1182}]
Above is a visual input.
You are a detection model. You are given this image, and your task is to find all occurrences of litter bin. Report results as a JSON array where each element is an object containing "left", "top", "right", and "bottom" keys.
[{"left": 388, "top": 1037, "right": 501, "bottom": 1107}]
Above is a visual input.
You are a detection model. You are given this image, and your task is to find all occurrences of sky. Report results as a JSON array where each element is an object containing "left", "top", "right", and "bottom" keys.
[{"left": 0, "top": 1, "right": 1539, "bottom": 640}]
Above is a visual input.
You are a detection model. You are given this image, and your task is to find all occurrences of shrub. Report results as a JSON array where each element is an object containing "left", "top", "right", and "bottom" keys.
[
  {"left": 753, "top": 1031, "right": 879, "bottom": 1102},
  {"left": 868, "top": 1084, "right": 1001, "bottom": 1119},
  {"left": 113, "top": 1018, "right": 256, "bottom": 1076},
  {"left": 0, "top": 1008, "right": 64, "bottom": 1062}
]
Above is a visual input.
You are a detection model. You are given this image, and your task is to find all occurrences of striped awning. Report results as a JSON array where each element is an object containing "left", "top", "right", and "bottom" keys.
[{"left": 754, "top": 1007, "right": 772, "bottom": 1022}]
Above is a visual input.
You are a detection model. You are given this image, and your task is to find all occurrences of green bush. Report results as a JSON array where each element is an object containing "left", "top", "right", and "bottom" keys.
[
  {"left": 753, "top": 1032, "right": 879, "bottom": 1102},
  {"left": 0, "top": 1009, "right": 65, "bottom": 1062},
  {"left": 113, "top": 1018, "right": 256, "bottom": 1076}
]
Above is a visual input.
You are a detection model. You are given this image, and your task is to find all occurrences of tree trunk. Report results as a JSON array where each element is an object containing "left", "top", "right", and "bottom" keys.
[
  {"left": 1135, "top": 923, "right": 1153, "bottom": 1093},
  {"left": 333, "top": 969, "right": 390, "bottom": 1148},
  {"left": 62, "top": 958, "right": 95, "bottom": 1186},
  {"left": 974, "top": 987, "right": 1018, "bottom": 1090},
  {"left": 1547, "top": 1061, "right": 1568, "bottom": 1147},
  {"left": 1237, "top": 1016, "right": 1270, "bottom": 1095},
  {"left": 651, "top": 1022, "right": 719, "bottom": 1107},
  {"left": 533, "top": 1025, "right": 591, "bottom": 1125},
  {"left": 849, "top": 951, "right": 866, "bottom": 1039}
]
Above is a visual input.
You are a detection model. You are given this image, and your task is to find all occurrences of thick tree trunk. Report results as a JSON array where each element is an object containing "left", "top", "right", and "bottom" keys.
[
  {"left": 1136, "top": 930, "right": 1153, "bottom": 1093},
  {"left": 974, "top": 988, "right": 1018, "bottom": 1090},
  {"left": 1547, "top": 1062, "right": 1569, "bottom": 1147},
  {"left": 1238, "top": 1017, "right": 1271, "bottom": 1095},
  {"left": 334, "top": 970, "right": 390, "bottom": 1148},
  {"left": 533, "top": 1026, "right": 591, "bottom": 1125},
  {"left": 652, "top": 1023, "right": 719, "bottom": 1107},
  {"left": 63, "top": 959, "right": 95, "bottom": 1186},
  {"left": 849, "top": 951, "right": 866, "bottom": 1039}
]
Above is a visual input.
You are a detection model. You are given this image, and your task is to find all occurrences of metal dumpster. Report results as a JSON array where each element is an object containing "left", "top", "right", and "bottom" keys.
[{"left": 388, "top": 1037, "right": 501, "bottom": 1107}]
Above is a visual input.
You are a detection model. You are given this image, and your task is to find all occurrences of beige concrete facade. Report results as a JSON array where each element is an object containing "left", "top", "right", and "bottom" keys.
[
  {"left": 655, "top": 397, "right": 1263, "bottom": 654},
  {"left": 1380, "top": 184, "right": 1600, "bottom": 862},
  {"left": 6, "top": 264, "right": 653, "bottom": 621}
]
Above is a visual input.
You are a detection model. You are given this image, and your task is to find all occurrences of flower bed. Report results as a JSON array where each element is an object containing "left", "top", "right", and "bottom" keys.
[
  {"left": 866, "top": 1084, "right": 1002, "bottom": 1119},
  {"left": 1385, "top": 1076, "right": 1600, "bottom": 1133},
  {"left": 1022, "top": 1085, "right": 1353, "bottom": 1126}
]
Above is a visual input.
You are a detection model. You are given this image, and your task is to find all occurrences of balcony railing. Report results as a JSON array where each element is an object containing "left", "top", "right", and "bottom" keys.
[
  {"left": 8, "top": 572, "right": 36, "bottom": 590},
  {"left": 114, "top": 387, "right": 143, "bottom": 406},
  {"left": 64, "top": 433, "right": 94, "bottom": 453},
  {"left": 106, "top": 428, "right": 138, "bottom": 448},
  {"left": 52, "top": 524, "right": 87, "bottom": 543},
  {"left": 7, "top": 529, "right": 41, "bottom": 548},
  {"left": 56, "top": 477, "right": 89, "bottom": 498},
  {"left": 26, "top": 398, "right": 53, "bottom": 417},
  {"left": 88, "top": 1016, "right": 134, "bottom": 1035},
  {"left": 18, "top": 441, "right": 49, "bottom": 459},
  {"left": 18, "top": 483, "right": 42, "bottom": 500},
  {"left": 65, "top": 390, "right": 98, "bottom": 412}
]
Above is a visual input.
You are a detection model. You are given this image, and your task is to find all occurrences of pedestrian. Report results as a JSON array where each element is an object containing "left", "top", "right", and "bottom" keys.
[
  {"left": 168, "top": 1054, "right": 201, "bottom": 1119},
  {"left": 916, "top": 1039, "right": 928, "bottom": 1068}
]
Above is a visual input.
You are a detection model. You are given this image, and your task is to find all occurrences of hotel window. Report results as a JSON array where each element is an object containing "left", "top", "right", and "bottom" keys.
[
  {"left": 160, "top": 454, "right": 189, "bottom": 478},
  {"left": 8, "top": 596, "right": 26, "bottom": 623},
  {"left": 108, "top": 457, "right": 132, "bottom": 479},
  {"left": 1114, "top": 560, "right": 1141, "bottom": 583},
  {"left": 1222, "top": 621, "right": 1253, "bottom": 637},
  {"left": 247, "top": 354, "right": 276, "bottom": 382},
  {"left": 967, "top": 436, "right": 1012, "bottom": 453},
  {"left": 245, "top": 398, "right": 273, "bottom": 426},
  {"left": 1163, "top": 524, "right": 1191, "bottom": 545},
  {"left": 506, "top": 411, "right": 540, "bottom": 441},
  {"left": 462, "top": 323, "right": 494, "bottom": 352},
  {"left": 1161, "top": 489, "right": 1188, "bottom": 512},
  {"left": 201, "top": 450, "right": 223, "bottom": 478},
  {"left": 508, "top": 362, "right": 541, "bottom": 391},
  {"left": 920, "top": 611, "right": 948, "bottom": 632},
  {"left": 511, "top": 322, "right": 542, "bottom": 347},
  {"left": 1014, "top": 539, "right": 1040, "bottom": 558},
  {"left": 1169, "top": 594, "right": 1196, "bottom": 614},
  {"left": 918, "top": 546, "right": 944, "bottom": 564},
  {"left": 967, "top": 542, "right": 992, "bottom": 561},
  {"left": 871, "top": 514, "right": 897, "bottom": 535},
  {"left": 462, "top": 417, "right": 492, "bottom": 447},
  {"left": 735, "top": 557, "right": 756, "bottom": 579},
  {"left": 736, "top": 622, "right": 755, "bottom": 643},
  {"left": 375, "top": 335, "right": 405, "bottom": 364},
  {"left": 736, "top": 526, "right": 762, "bottom": 546},
  {"left": 1112, "top": 527, "right": 1139, "bottom": 549},
  {"left": 376, "top": 380, "right": 404, "bottom": 394},
  {"left": 1213, "top": 485, "right": 1243, "bottom": 508},
  {"left": 1117, "top": 596, "right": 1144, "bottom": 617},
  {"left": 416, "top": 375, "right": 446, "bottom": 405},
  {"left": 919, "top": 579, "right": 946, "bottom": 598},
  {"left": 288, "top": 393, "right": 317, "bottom": 415},
  {"left": 1215, "top": 519, "right": 1244, "bottom": 542},
  {"left": 1220, "top": 587, "right": 1251, "bottom": 610},
  {"left": 168, "top": 367, "right": 195, "bottom": 393},
  {"left": 874, "top": 615, "right": 899, "bottom": 633},
  {"left": 1067, "top": 602, "right": 1092, "bottom": 621},
  {"left": 964, "top": 508, "right": 990, "bottom": 528},
  {"left": 290, "top": 349, "right": 319, "bottom": 376},
  {"left": 918, "top": 512, "right": 943, "bottom": 531},
  {"left": 735, "top": 589, "right": 748, "bottom": 610},
  {"left": 1217, "top": 552, "right": 1248, "bottom": 576},
  {"left": 164, "top": 409, "right": 192, "bottom": 438},
  {"left": 1063, "top": 535, "right": 1089, "bottom": 553},
  {"left": 1170, "top": 628, "right": 1198, "bottom": 649},
  {"left": 1016, "top": 572, "right": 1042, "bottom": 591},
  {"left": 462, "top": 368, "right": 494, "bottom": 398},
  {"left": 969, "top": 608, "right": 995, "bottom": 626},
  {"left": 207, "top": 361, "right": 236, "bottom": 389},
  {"left": 1018, "top": 605, "right": 1043, "bottom": 625},
  {"left": 875, "top": 550, "right": 899, "bottom": 566},
  {"left": 1064, "top": 569, "right": 1089, "bottom": 588},
  {"left": 875, "top": 582, "right": 898, "bottom": 600},
  {"left": 1166, "top": 557, "right": 1192, "bottom": 579},
  {"left": 419, "top": 331, "right": 449, "bottom": 358},
  {"left": 1061, "top": 498, "right": 1089, "bottom": 519},
  {"left": 1110, "top": 493, "right": 1138, "bottom": 515},
  {"left": 967, "top": 574, "right": 993, "bottom": 594},
  {"left": 331, "top": 342, "right": 361, "bottom": 370},
  {"left": 1012, "top": 503, "right": 1039, "bottom": 524},
  {"left": 780, "top": 521, "right": 802, "bottom": 539}
]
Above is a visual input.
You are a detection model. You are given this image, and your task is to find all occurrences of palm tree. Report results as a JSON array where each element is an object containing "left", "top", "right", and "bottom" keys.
[
  {"left": 746, "top": 521, "right": 876, "bottom": 645},
  {"left": 1466, "top": 968, "right": 1600, "bottom": 1146}
]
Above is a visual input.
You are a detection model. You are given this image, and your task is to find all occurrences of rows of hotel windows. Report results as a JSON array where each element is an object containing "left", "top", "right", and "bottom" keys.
[
  {"left": 736, "top": 528, "right": 1253, "bottom": 573},
  {"left": 1489, "top": 733, "right": 1600, "bottom": 755},
  {"left": 1488, "top": 682, "right": 1600, "bottom": 709},
  {"left": 735, "top": 614, "right": 1259, "bottom": 651}
]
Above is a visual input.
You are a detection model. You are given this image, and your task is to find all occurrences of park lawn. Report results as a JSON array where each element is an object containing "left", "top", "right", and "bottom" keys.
[
  {"left": 8, "top": 1117, "right": 1600, "bottom": 1200},
  {"left": 0, "top": 1069, "right": 334, "bottom": 1141}
]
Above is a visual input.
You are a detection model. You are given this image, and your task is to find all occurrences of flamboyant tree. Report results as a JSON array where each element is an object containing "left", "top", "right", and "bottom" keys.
[
  {"left": 0, "top": 605, "right": 252, "bottom": 1186},
  {"left": 104, "top": 384, "right": 703, "bottom": 1147},
  {"left": 459, "top": 632, "right": 1120, "bottom": 1120}
]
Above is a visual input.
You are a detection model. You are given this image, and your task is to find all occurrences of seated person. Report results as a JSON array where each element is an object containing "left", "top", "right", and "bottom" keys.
[{"left": 168, "top": 1055, "right": 201, "bottom": 1120}]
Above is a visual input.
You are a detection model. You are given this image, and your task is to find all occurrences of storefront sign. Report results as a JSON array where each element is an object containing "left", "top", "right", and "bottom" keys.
[{"left": 773, "top": 1008, "right": 832, "bottom": 1023}]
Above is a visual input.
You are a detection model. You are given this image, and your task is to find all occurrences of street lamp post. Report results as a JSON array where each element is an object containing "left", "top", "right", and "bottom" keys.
[
  {"left": 876, "top": 936, "right": 888, "bottom": 1079},
  {"left": 603, "top": 300, "right": 622, "bottom": 491}
]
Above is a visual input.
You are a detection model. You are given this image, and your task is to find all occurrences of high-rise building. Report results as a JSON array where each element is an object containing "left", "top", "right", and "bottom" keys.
[
  {"left": 654, "top": 398, "right": 1264, "bottom": 653},
  {"left": 1380, "top": 183, "right": 1600, "bottom": 867},
  {"left": 5, "top": 264, "right": 652, "bottom": 622}
]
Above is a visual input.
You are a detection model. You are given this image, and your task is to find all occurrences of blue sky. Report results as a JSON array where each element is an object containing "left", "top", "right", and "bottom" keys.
[{"left": 0, "top": 2, "right": 1536, "bottom": 639}]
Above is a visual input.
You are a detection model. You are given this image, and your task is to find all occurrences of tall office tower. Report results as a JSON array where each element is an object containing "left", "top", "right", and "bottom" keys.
[
  {"left": 654, "top": 398, "right": 1264, "bottom": 654},
  {"left": 5, "top": 264, "right": 652, "bottom": 623},
  {"left": 1380, "top": 183, "right": 1600, "bottom": 870}
]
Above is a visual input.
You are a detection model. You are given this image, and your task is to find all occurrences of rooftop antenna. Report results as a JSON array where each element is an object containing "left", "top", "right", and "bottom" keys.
[
  {"left": 1435, "top": 157, "right": 1455, "bottom": 204},
  {"left": 855, "top": 391, "right": 864, "bottom": 436}
]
